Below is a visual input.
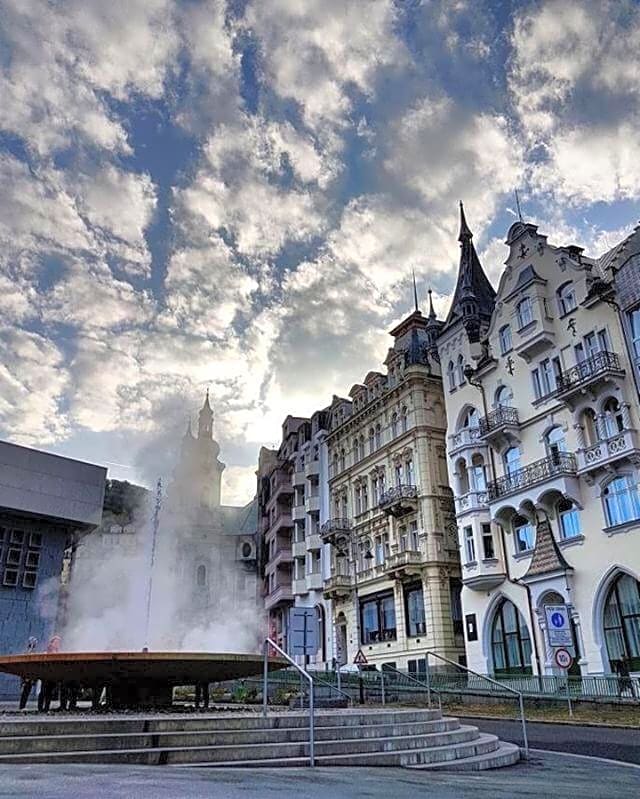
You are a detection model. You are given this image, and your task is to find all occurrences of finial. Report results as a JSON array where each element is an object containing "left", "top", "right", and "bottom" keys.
[
  {"left": 427, "top": 288, "right": 436, "bottom": 319},
  {"left": 458, "top": 201, "right": 473, "bottom": 242},
  {"left": 412, "top": 269, "right": 419, "bottom": 313},
  {"left": 514, "top": 189, "right": 523, "bottom": 223}
]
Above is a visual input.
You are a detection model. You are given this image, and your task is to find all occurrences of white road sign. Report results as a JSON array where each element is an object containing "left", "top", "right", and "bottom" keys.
[{"left": 545, "top": 604, "right": 573, "bottom": 647}]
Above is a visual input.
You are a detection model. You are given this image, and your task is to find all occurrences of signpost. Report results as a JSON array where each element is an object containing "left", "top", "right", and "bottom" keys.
[
  {"left": 289, "top": 607, "right": 318, "bottom": 657},
  {"left": 554, "top": 647, "right": 574, "bottom": 717},
  {"left": 545, "top": 604, "right": 573, "bottom": 647},
  {"left": 353, "top": 649, "right": 368, "bottom": 666}
]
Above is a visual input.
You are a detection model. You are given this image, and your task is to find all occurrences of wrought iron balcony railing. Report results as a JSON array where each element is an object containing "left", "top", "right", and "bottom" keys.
[
  {"left": 479, "top": 406, "right": 519, "bottom": 436},
  {"left": 552, "top": 351, "right": 622, "bottom": 398},
  {"left": 379, "top": 484, "right": 418, "bottom": 507},
  {"left": 487, "top": 452, "right": 577, "bottom": 501},
  {"left": 320, "top": 517, "right": 352, "bottom": 541}
]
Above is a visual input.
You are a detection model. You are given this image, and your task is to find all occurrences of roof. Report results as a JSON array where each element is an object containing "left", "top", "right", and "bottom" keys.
[
  {"left": 220, "top": 497, "right": 258, "bottom": 536},
  {"left": 522, "top": 519, "right": 572, "bottom": 581},
  {"left": 441, "top": 203, "right": 496, "bottom": 334},
  {"left": 597, "top": 221, "right": 640, "bottom": 274}
]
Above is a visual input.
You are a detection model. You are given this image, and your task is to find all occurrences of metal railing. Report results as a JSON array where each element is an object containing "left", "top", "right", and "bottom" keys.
[
  {"left": 554, "top": 350, "right": 622, "bottom": 395},
  {"left": 479, "top": 406, "right": 519, "bottom": 436},
  {"left": 262, "top": 639, "right": 315, "bottom": 766},
  {"left": 379, "top": 484, "right": 418, "bottom": 506},
  {"left": 320, "top": 517, "right": 352, "bottom": 540},
  {"left": 380, "top": 665, "right": 442, "bottom": 711},
  {"left": 487, "top": 452, "right": 577, "bottom": 501},
  {"left": 425, "top": 650, "right": 529, "bottom": 760}
]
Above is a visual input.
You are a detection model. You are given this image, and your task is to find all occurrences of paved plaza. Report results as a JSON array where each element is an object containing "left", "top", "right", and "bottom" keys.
[{"left": 0, "top": 753, "right": 639, "bottom": 799}]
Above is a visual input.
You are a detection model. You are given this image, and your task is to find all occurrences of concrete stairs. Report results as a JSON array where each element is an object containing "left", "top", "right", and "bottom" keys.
[{"left": 0, "top": 708, "right": 520, "bottom": 770}]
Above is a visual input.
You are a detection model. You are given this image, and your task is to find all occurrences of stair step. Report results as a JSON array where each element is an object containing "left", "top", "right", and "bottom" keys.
[
  {"left": 408, "top": 741, "right": 521, "bottom": 772},
  {"left": 0, "top": 726, "right": 482, "bottom": 765}
]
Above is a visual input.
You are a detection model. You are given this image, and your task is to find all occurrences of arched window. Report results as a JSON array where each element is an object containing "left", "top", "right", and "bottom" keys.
[
  {"left": 456, "top": 354, "right": 465, "bottom": 386},
  {"left": 447, "top": 360, "right": 455, "bottom": 391},
  {"left": 456, "top": 459, "right": 470, "bottom": 494},
  {"left": 499, "top": 325, "right": 512, "bottom": 355},
  {"left": 359, "top": 435, "right": 365, "bottom": 460},
  {"left": 557, "top": 497, "right": 581, "bottom": 539},
  {"left": 368, "top": 427, "right": 375, "bottom": 454},
  {"left": 471, "top": 454, "right": 486, "bottom": 491},
  {"left": 581, "top": 408, "right": 598, "bottom": 447},
  {"left": 557, "top": 281, "right": 577, "bottom": 316},
  {"left": 405, "top": 457, "right": 415, "bottom": 485},
  {"left": 603, "top": 475, "right": 640, "bottom": 527},
  {"left": 491, "top": 599, "right": 533, "bottom": 676},
  {"left": 496, "top": 385, "right": 513, "bottom": 408},
  {"left": 196, "top": 564, "right": 207, "bottom": 587},
  {"left": 603, "top": 398, "right": 624, "bottom": 438},
  {"left": 391, "top": 412, "right": 398, "bottom": 438},
  {"left": 375, "top": 423, "right": 382, "bottom": 449},
  {"left": 512, "top": 514, "right": 535, "bottom": 553},
  {"left": 546, "top": 426, "right": 567, "bottom": 461},
  {"left": 401, "top": 406, "right": 408, "bottom": 433},
  {"left": 462, "top": 408, "right": 480, "bottom": 429},
  {"left": 504, "top": 446, "right": 521, "bottom": 476},
  {"left": 339, "top": 448, "right": 346, "bottom": 472},
  {"left": 603, "top": 573, "right": 640, "bottom": 672},
  {"left": 516, "top": 297, "right": 533, "bottom": 329},
  {"left": 353, "top": 437, "right": 359, "bottom": 463}
]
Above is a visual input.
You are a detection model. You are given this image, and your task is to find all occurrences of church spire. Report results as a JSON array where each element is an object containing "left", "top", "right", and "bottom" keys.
[
  {"left": 427, "top": 288, "right": 436, "bottom": 320},
  {"left": 458, "top": 200, "right": 473, "bottom": 242},
  {"left": 197, "top": 389, "right": 214, "bottom": 439}
]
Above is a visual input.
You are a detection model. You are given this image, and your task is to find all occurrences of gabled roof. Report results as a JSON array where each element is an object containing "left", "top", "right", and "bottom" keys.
[{"left": 441, "top": 203, "right": 496, "bottom": 334}]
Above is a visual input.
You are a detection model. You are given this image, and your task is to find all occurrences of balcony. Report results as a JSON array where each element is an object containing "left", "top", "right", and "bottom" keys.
[
  {"left": 577, "top": 428, "right": 640, "bottom": 475},
  {"left": 448, "top": 426, "right": 482, "bottom": 457},
  {"left": 553, "top": 351, "right": 625, "bottom": 406},
  {"left": 479, "top": 407, "right": 520, "bottom": 448},
  {"left": 454, "top": 490, "right": 489, "bottom": 515},
  {"left": 306, "top": 571, "right": 323, "bottom": 591},
  {"left": 323, "top": 573, "right": 353, "bottom": 599},
  {"left": 305, "top": 493, "right": 320, "bottom": 514},
  {"left": 305, "top": 459, "right": 320, "bottom": 478},
  {"left": 292, "top": 503, "right": 306, "bottom": 522},
  {"left": 292, "top": 538, "right": 306, "bottom": 558},
  {"left": 306, "top": 532, "right": 323, "bottom": 550},
  {"left": 268, "top": 547, "right": 293, "bottom": 569},
  {"left": 379, "top": 484, "right": 418, "bottom": 518},
  {"left": 267, "top": 510, "right": 293, "bottom": 537},
  {"left": 463, "top": 560, "right": 507, "bottom": 592},
  {"left": 269, "top": 472, "right": 294, "bottom": 504},
  {"left": 487, "top": 452, "right": 578, "bottom": 502},
  {"left": 264, "top": 583, "right": 294, "bottom": 610},
  {"left": 320, "top": 517, "right": 352, "bottom": 544},
  {"left": 293, "top": 469, "right": 306, "bottom": 486},
  {"left": 385, "top": 549, "right": 423, "bottom": 579},
  {"left": 292, "top": 578, "right": 307, "bottom": 595}
]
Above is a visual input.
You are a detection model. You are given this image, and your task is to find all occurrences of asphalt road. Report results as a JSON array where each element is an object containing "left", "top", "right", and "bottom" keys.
[{"left": 460, "top": 716, "right": 640, "bottom": 765}]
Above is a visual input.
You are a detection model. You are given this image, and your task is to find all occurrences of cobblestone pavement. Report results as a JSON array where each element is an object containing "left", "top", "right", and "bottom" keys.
[{"left": 0, "top": 753, "right": 639, "bottom": 799}]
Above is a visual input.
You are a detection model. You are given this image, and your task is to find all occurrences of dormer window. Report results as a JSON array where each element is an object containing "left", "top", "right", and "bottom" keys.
[
  {"left": 499, "top": 325, "right": 512, "bottom": 355},
  {"left": 516, "top": 297, "right": 533, "bottom": 329},
  {"left": 557, "top": 282, "right": 577, "bottom": 316}
]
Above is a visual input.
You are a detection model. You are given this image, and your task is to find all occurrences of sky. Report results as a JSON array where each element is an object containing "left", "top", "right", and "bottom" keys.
[{"left": 1, "top": 0, "right": 640, "bottom": 504}]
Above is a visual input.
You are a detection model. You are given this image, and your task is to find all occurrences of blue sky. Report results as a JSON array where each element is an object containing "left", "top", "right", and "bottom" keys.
[{"left": 1, "top": 0, "right": 639, "bottom": 502}]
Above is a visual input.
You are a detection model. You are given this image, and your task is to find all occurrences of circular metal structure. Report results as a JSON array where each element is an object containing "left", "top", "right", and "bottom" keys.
[{"left": 0, "top": 651, "right": 288, "bottom": 708}]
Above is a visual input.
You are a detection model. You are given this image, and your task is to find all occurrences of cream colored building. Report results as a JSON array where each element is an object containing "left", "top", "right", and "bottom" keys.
[
  {"left": 437, "top": 205, "right": 640, "bottom": 678},
  {"left": 322, "top": 305, "right": 464, "bottom": 673}
]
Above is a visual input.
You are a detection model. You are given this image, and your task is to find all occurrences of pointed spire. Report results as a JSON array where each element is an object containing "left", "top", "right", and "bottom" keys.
[
  {"left": 203, "top": 387, "right": 211, "bottom": 410},
  {"left": 412, "top": 269, "right": 419, "bottom": 313},
  {"left": 427, "top": 288, "right": 436, "bottom": 320},
  {"left": 198, "top": 388, "right": 214, "bottom": 439},
  {"left": 458, "top": 201, "right": 473, "bottom": 242}
]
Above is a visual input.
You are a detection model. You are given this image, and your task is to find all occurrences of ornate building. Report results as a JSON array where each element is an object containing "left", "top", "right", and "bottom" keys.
[
  {"left": 437, "top": 204, "right": 640, "bottom": 677},
  {"left": 321, "top": 295, "right": 464, "bottom": 672}
]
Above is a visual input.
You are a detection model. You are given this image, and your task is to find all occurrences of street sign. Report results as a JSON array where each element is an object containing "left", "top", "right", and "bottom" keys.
[
  {"left": 288, "top": 607, "right": 318, "bottom": 657},
  {"left": 353, "top": 648, "right": 368, "bottom": 666},
  {"left": 545, "top": 604, "right": 573, "bottom": 647},
  {"left": 554, "top": 648, "right": 573, "bottom": 670}
]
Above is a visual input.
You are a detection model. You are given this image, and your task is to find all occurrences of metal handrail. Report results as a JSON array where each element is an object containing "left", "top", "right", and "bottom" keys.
[
  {"left": 487, "top": 452, "right": 576, "bottom": 501},
  {"left": 381, "top": 665, "right": 442, "bottom": 711},
  {"left": 262, "top": 639, "right": 315, "bottom": 766},
  {"left": 425, "top": 650, "right": 528, "bottom": 760}
]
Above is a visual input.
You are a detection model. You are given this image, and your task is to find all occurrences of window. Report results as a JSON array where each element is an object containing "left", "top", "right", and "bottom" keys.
[
  {"left": 463, "top": 407, "right": 480, "bottom": 429},
  {"left": 369, "top": 428, "right": 375, "bottom": 454},
  {"left": 532, "top": 356, "right": 562, "bottom": 400},
  {"left": 375, "top": 424, "right": 382, "bottom": 449},
  {"left": 391, "top": 413, "right": 398, "bottom": 438},
  {"left": 405, "top": 458, "right": 415, "bottom": 485},
  {"left": 410, "top": 521, "right": 419, "bottom": 551},
  {"left": 354, "top": 485, "right": 362, "bottom": 515},
  {"left": 3, "top": 569, "right": 18, "bottom": 587},
  {"left": 401, "top": 406, "right": 408, "bottom": 433},
  {"left": 378, "top": 471, "right": 386, "bottom": 495},
  {"left": 404, "top": 583, "right": 426, "bottom": 637},
  {"left": 558, "top": 282, "right": 577, "bottom": 315},
  {"left": 340, "top": 449, "right": 345, "bottom": 472},
  {"left": 398, "top": 525, "right": 408, "bottom": 551},
  {"left": 495, "top": 385, "right": 513, "bottom": 408},
  {"left": 546, "top": 426, "right": 567, "bottom": 462},
  {"left": 358, "top": 539, "right": 373, "bottom": 571},
  {"left": 491, "top": 600, "right": 533, "bottom": 675},
  {"left": 360, "top": 592, "right": 397, "bottom": 644},
  {"left": 6, "top": 548, "right": 21, "bottom": 566},
  {"left": 603, "top": 475, "right": 640, "bottom": 527},
  {"left": 603, "top": 573, "right": 640, "bottom": 671},
  {"left": 29, "top": 532, "right": 42, "bottom": 548},
  {"left": 558, "top": 498, "right": 581, "bottom": 539},
  {"left": 504, "top": 447, "right": 521, "bottom": 476},
  {"left": 456, "top": 354, "right": 465, "bottom": 386},
  {"left": 603, "top": 398, "right": 625, "bottom": 438},
  {"left": 513, "top": 514, "right": 535, "bottom": 552},
  {"left": 463, "top": 526, "right": 476, "bottom": 563},
  {"left": 499, "top": 325, "right": 512, "bottom": 355},
  {"left": 516, "top": 297, "right": 533, "bottom": 329},
  {"left": 25, "top": 551, "right": 40, "bottom": 569},
  {"left": 447, "top": 360, "right": 456, "bottom": 391},
  {"left": 394, "top": 463, "right": 403, "bottom": 486},
  {"left": 361, "top": 483, "right": 368, "bottom": 512},
  {"left": 10, "top": 529, "right": 24, "bottom": 545},
  {"left": 371, "top": 475, "right": 378, "bottom": 506},
  {"left": 22, "top": 572, "right": 37, "bottom": 589},
  {"left": 353, "top": 438, "right": 359, "bottom": 463},
  {"left": 375, "top": 534, "right": 386, "bottom": 565},
  {"left": 470, "top": 455, "right": 486, "bottom": 491},
  {"left": 482, "top": 523, "right": 495, "bottom": 559},
  {"left": 629, "top": 308, "right": 640, "bottom": 359}
]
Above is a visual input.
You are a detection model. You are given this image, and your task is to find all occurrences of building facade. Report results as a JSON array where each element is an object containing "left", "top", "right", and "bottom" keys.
[
  {"left": 257, "top": 412, "right": 333, "bottom": 666},
  {"left": 0, "top": 440, "right": 106, "bottom": 700},
  {"left": 321, "top": 305, "right": 464, "bottom": 673},
  {"left": 438, "top": 205, "right": 640, "bottom": 678}
]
